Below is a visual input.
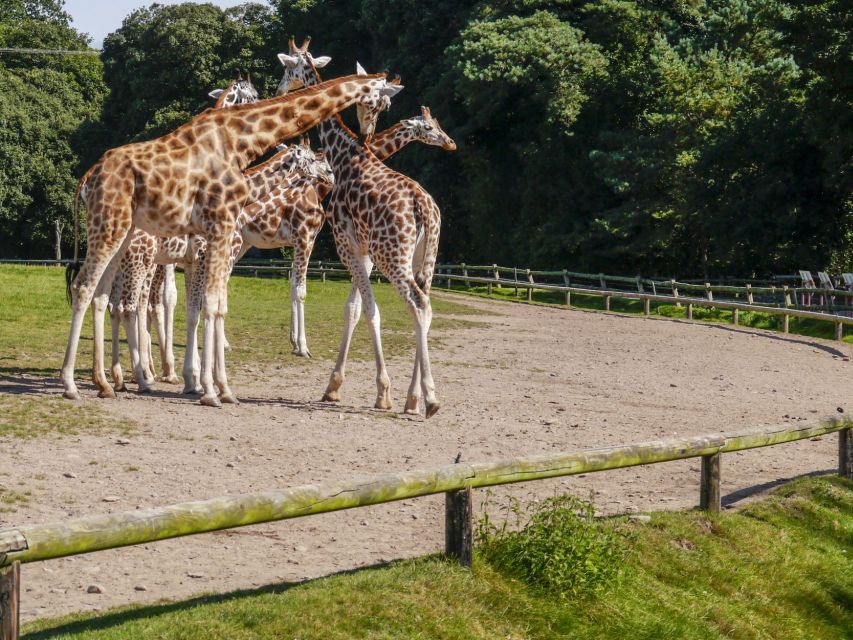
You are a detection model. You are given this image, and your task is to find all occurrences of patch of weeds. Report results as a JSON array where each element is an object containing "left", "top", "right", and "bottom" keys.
[
  {"left": 0, "top": 395, "right": 135, "bottom": 440},
  {"left": 477, "top": 493, "right": 629, "bottom": 600},
  {"left": 123, "top": 465, "right": 140, "bottom": 473},
  {"left": 0, "top": 488, "right": 32, "bottom": 513}
]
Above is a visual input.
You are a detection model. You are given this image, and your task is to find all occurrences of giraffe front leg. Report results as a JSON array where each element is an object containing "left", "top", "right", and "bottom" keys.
[
  {"left": 110, "top": 307, "right": 127, "bottom": 392},
  {"left": 122, "top": 308, "right": 151, "bottom": 394},
  {"left": 91, "top": 292, "right": 115, "bottom": 399},
  {"left": 410, "top": 289, "right": 439, "bottom": 418},
  {"left": 290, "top": 241, "right": 312, "bottom": 358},
  {"left": 199, "top": 232, "right": 234, "bottom": 407},
  {"left": 404, "top": 351, "right": 422, "bottom": 415},
  {"left": 182, "top": 263, "right": 203, "bottom": 394},
  {"left": 137, "top": 277, "right": 156, "bottom": 386},
  {"left": 161, "top": 264, "right": 180, "bottom": 383},
  {"left": 322, "top": 283, "right": 362, "bottom": 402}
]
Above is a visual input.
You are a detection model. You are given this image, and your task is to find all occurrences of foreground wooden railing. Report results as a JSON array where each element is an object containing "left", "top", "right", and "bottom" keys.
[{"left": 1, "top": 418, "right": 851, "bottom": 638}]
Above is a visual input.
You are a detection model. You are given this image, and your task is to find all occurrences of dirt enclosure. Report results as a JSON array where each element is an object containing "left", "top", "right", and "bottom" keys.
[{"left": 3, "top": 293, "right": 849, "bottom": 622}]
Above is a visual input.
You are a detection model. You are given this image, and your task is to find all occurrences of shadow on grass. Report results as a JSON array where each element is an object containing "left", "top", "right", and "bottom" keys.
[
  {"left": 722, "top": 469, "right": 836, "bottom": 507},
  {"left": 24, "top": 559, "right": 398, "bottom": 639}
]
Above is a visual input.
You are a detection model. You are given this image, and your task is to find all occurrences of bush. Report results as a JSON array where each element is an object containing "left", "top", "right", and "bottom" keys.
[{"left": 476, "top": 493, "right": 628, "bottom": 600}]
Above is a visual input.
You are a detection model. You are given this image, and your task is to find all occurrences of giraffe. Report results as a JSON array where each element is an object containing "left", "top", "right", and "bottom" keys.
[
  {"left": 182, "top": 140, "right": 332, "bottom": 390},
  {"left": 277, "top": 40, "right": 444, "bottom": 418},
  {"left": 63, "top": 71, "right": 400, "bottom": 407},
  {"left": 104, "top": 75, "right": 261, "bottom": 396},
  {"left": 367, "top": 106, "right": 456, "bottom": 160}
]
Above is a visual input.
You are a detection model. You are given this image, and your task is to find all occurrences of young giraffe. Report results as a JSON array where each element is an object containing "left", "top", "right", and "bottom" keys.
[
  {"left": 182, "top": 141, "right": 331, "bottom": 390},
  {"left": 277, "top": 40, "right": 444, "bottom": 417},
  {"left": 187, "top": 112, "right": 455, "bottom": 365},
  {"left": 63, "top": 71, "right": 400, "bottom": 407},
  {"left": 106, "top": 75, "right": 260, "bottom": 395}
]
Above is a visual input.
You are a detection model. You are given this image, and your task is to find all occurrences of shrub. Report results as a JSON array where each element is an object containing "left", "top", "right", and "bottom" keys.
[{"left": 476, "top": 493, "right": 628, "bottom": 600}]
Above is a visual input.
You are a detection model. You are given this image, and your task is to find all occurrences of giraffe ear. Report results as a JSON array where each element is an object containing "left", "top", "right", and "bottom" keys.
[
  {"left": 208, "top": 88, "right": 225, "bottom": 100},
  {"left": 276, "top": 143, "right": 289, "bottom": 152},
  {"left": 380, "top": 82, "right": 404, "bottom": 97},
  {"left": 356, "top": 61, "right": 367, "bottom": 76},
  {"left": 312, "top": 55, "right": 331, "bottom": 68},
  {"left": 277, "top": 53, "right": 299, "bottom": 68}
]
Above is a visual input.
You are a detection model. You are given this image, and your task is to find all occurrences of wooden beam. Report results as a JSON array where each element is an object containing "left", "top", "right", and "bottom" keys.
[
  {"left": 445, "top": 489, "right": 473, "bottom": 567},
  {"left": 0, "top": 562, "right": 19, "bottom": 640},
  {"left": 700, "top": 454, "right": 721, "bottom": 513},
  {"left": 841, "top": 429, "right": 853, "bottom": 480},
  {"left": 1, "top": 419, "right": 848, "bottom": 567}
]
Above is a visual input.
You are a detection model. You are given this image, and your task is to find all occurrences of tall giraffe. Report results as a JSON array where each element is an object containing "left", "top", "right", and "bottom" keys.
[
  {"left": 367, "top": 106, "right": 456, "bottom": 160},
  {"left": 277, "top": 40, "right": 444, "bottom": 417},
  {"left": 106, "top": 75, "right": 261, "bottom": 395},
  {"left": 63, "top": 71, "right": 399, "bottom": 407}
]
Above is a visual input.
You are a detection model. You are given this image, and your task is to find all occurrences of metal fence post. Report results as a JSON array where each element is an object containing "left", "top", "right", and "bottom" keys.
[
  {"left": 699, "top": 453, "right": 722, "bottom": 513},
  {"left": 0, "top": 561, "right": 20, "bottom": 640},
  {"left": 445, "top": 489, "right": 473, "bottom": 568}
]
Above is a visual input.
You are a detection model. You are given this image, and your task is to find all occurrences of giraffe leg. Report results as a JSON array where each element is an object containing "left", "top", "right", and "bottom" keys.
[
  {"left": 322, "top": 282, "right": 362, "bottom": 402},
  {"left": 62, "top": 225, "right": 132, "bottom": 400},
  {"left": 110, "top": 306, "right": 127, "bottom": 392},
  {"left": 200, "top": 231, "right": 235, "bottom": 407},
  {"left": 91, "top": 292, "right": 114, "bottom": 399},
  {"left": 182, "top": 263, "right": 203, "bottom": 394},
  {"left": 161, "top": 264, "right": 180, "bottom": 383},
  {"left": 290, "top": 239, "right": 313, "bottom": 358},
  {"left": 121, "top": 307, "right": 151, "bottom": 394},
  {"left": 404, "top": 351, "right": 422, "bottom": 415},
  {"left": 137, "top": 270, "right": 156, "bottom": 386}
]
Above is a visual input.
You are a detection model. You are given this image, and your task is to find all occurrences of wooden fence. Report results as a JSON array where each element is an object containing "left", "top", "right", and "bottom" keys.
[{"left": 1, "top": 418, "right": 852, "bottom": 638}]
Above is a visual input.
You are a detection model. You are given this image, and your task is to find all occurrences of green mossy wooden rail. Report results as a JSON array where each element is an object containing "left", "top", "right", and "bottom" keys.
[{"left": 1, "top": 418, "right": 849, "bottom": 567}]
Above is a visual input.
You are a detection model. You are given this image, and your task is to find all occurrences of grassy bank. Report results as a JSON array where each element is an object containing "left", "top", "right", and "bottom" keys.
[
  {"left": 23, "top": 476, "right": 853, "bottom": 639},
  {"left": 0, "top": 265, "right": 484, "bottom": 378}
]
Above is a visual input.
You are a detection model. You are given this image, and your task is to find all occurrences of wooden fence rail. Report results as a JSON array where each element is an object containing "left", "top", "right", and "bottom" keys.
[{"left": 1, "top": 418, "right": 852, "bottom": 637}]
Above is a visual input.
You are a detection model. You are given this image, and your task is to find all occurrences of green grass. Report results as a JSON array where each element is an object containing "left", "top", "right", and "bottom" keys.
[
  {"left": 0, "top": 394, "right": 134, "bottom": 439},
  {"left": 447, "top": 281, "right": 853, "bottom": 344},
  {"left": 22, "top": 477, "right": 853, "bottom": 639},
  {"left": 0, "top": 265, "right": 485, "bottom": 378}
]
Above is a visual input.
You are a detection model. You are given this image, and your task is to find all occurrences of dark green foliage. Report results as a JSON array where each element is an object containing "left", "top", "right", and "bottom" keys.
[
  {"left": 2, "top": 0, "right": 851, "bottom": 279},
  {"left": 477, "top": 493, "right": 628, "bottom": 599}
]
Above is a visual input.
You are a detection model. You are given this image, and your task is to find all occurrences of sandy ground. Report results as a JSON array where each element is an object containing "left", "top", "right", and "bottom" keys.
[{"left": 2, "top": 293, "right": 850, "bottom": 623}]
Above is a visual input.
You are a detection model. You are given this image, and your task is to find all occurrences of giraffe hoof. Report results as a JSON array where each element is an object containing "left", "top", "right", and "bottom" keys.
[
  {"left": 114, "top": 383, "right": 128, "bottom": 393},
  {"left": 425, "top": 401, "right": 441, "bottom": 419},
  {"left": 137, "top": 386, "right": 152, "bottom": 395},
  {"left": 162, "top": 374, "right": 181, "bottom": 385},
  {"left": 200, "top": 394, "right": 222, "bottom": 408},
  {"left": 404, "top": 396, "right": 420, "bottom": 415},
  {"left": 219, "top": 392, "right": 239, "bottom": 405},
  {"left": 62, "top": 389, "right": 81, "bottom": 401},
  {"left": 374, "top": 398, "right": 393, "bottom": 411},
  {"left": 97, "top": 388, "right": 116, "bottom": 399},
  {"left": 182, "top": 385, "right": 201, "bottom": 395},
  {"left": 321, "top": 390, "right": 340, "bottom": 403}
]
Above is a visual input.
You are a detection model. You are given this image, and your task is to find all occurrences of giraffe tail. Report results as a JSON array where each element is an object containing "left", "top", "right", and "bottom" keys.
[
  {"left": 66, "top": 164, "right": 95, "bottom": 304},
  {"left": 412, "top": 192, "right": 441, "bottom": 297}
]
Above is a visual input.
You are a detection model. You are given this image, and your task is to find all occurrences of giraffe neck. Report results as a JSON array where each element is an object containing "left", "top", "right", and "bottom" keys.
[
  {"left": 367, "top": 123, "right": 417, "bottom": 162},
  {"left": 244, "top": 147, "right": 298, "bottom": 202},
  {"left": 200, "top": 74, "right": 384, "bottom": 168}
]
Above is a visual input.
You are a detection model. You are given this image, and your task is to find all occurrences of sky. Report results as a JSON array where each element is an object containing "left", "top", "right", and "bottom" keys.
[{"left": 64, "top": 0, "right": 254, "bottom": 49}]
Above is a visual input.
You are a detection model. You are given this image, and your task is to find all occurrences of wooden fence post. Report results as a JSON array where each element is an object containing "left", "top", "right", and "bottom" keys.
[
  {"left": 563, "top": 270, "right": 570, "bottom": 307},
  {"left": 840, "top": 428, "right": 853, "bottom": 480},
  {"left": 835, "top": 322, "right": 843, "bottom": 342},
  {"left": 447, "top": 267, "right": 453, "bottom": 290},
  {"left": 705, "top": 282, "right": 713, "bottom": 302},
  {"left": 493, "top": 264, "right": 501, "bottom": 289},
  {"left": 672, "top": 279, "right": 681, "bottom": 308},
  {"left": 445, "top": 489, "right": 473, "bottom": 568},
  {"left": 732, "top": 308, "right": 739, "bottom": 326},
  {"left": 745, "top": 283, "right": 754, "bottom": 304},
  {"left": 599, "top": 273, "right": 606, "bottom": 290},
  {"left": 643, "top": 297, "right": 650, "bottom": 317},
  {"left": 513, "top": 267, "right": 518, "bottom": 297},
  {"left": 0, "top": 561, "right": 20, "bottom": 640},
  {"left": 605, "top": 295, "right": 611, "bottom": 312},
  {"left": 699, "top": 453, "right": 721, "bottom": 513},
  {"left": 462, "top": 263, "right": 469, "bottom": 288},
  {"left": 687, "top": 302, "right": 693, "bottom": 320},
  {"left": 526, "top": 269, "right": 533, "bottom": 302},
  {"left": 636, "top": 276, "right": 643, "bottom": 293},
  {"left": 782, "top": 286, "right": 791, "bottom": 333}
]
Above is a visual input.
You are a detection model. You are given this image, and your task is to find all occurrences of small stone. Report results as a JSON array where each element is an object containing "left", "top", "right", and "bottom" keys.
[
  {"left": 229, "top": 436, "right": 237, "bottom": 441},
  {"left": 116, "top": 439, "right": 131, "bottom": 445},
  {"left": 187, "top": 572, "right": 205, "bottom": 579},
  {"left": 629, "top": 514, "right": 652, "bottom": 523},
  {"left": 86, "top": 584, "right": 105, "bottom": 594},
  {"left": 62, "top": 472, "right": 77, "bottom": 479},
  {"left": 295, "top": 545, "right": 307, "bottom": 552},
  {"left": 133, "top": 585, "right": 148, "bottom": 592},
  {"left": 360, "top": 520, "right": 369, "bottom": 526},
  {"left": 542, "top": 419, "right": 556, "bottom": 426},
  {"left": 226, "top": 462, "right": 236, "bottom": 468},
  {"left": 102, "top": 496, "right": 120, "bottom": 503},
  {"left": 837, "top": 407, "right": 844, "bottom": 414},
  {"left": 670, "top": 383, "right": 678, "bottom": 388},
  {"left": 411, "top": 514, "right": 419, "bottom": 520}
]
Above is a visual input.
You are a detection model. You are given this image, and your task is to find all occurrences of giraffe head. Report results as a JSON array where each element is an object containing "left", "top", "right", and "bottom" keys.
[
  {"left": 288, "top": 138, "right": 336, "bottom": 187},
  {"left": 208, "top": 69, "right": 259, "bottom": 107},
  {"left": 275, "top": 37, "right": 402, "bottom": 136},
  {"left": 355, "top": 63, "right": 403, "bottom": 137},
  {"left": 400, "top": 106, "right": 456, "bottom": 151}
]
